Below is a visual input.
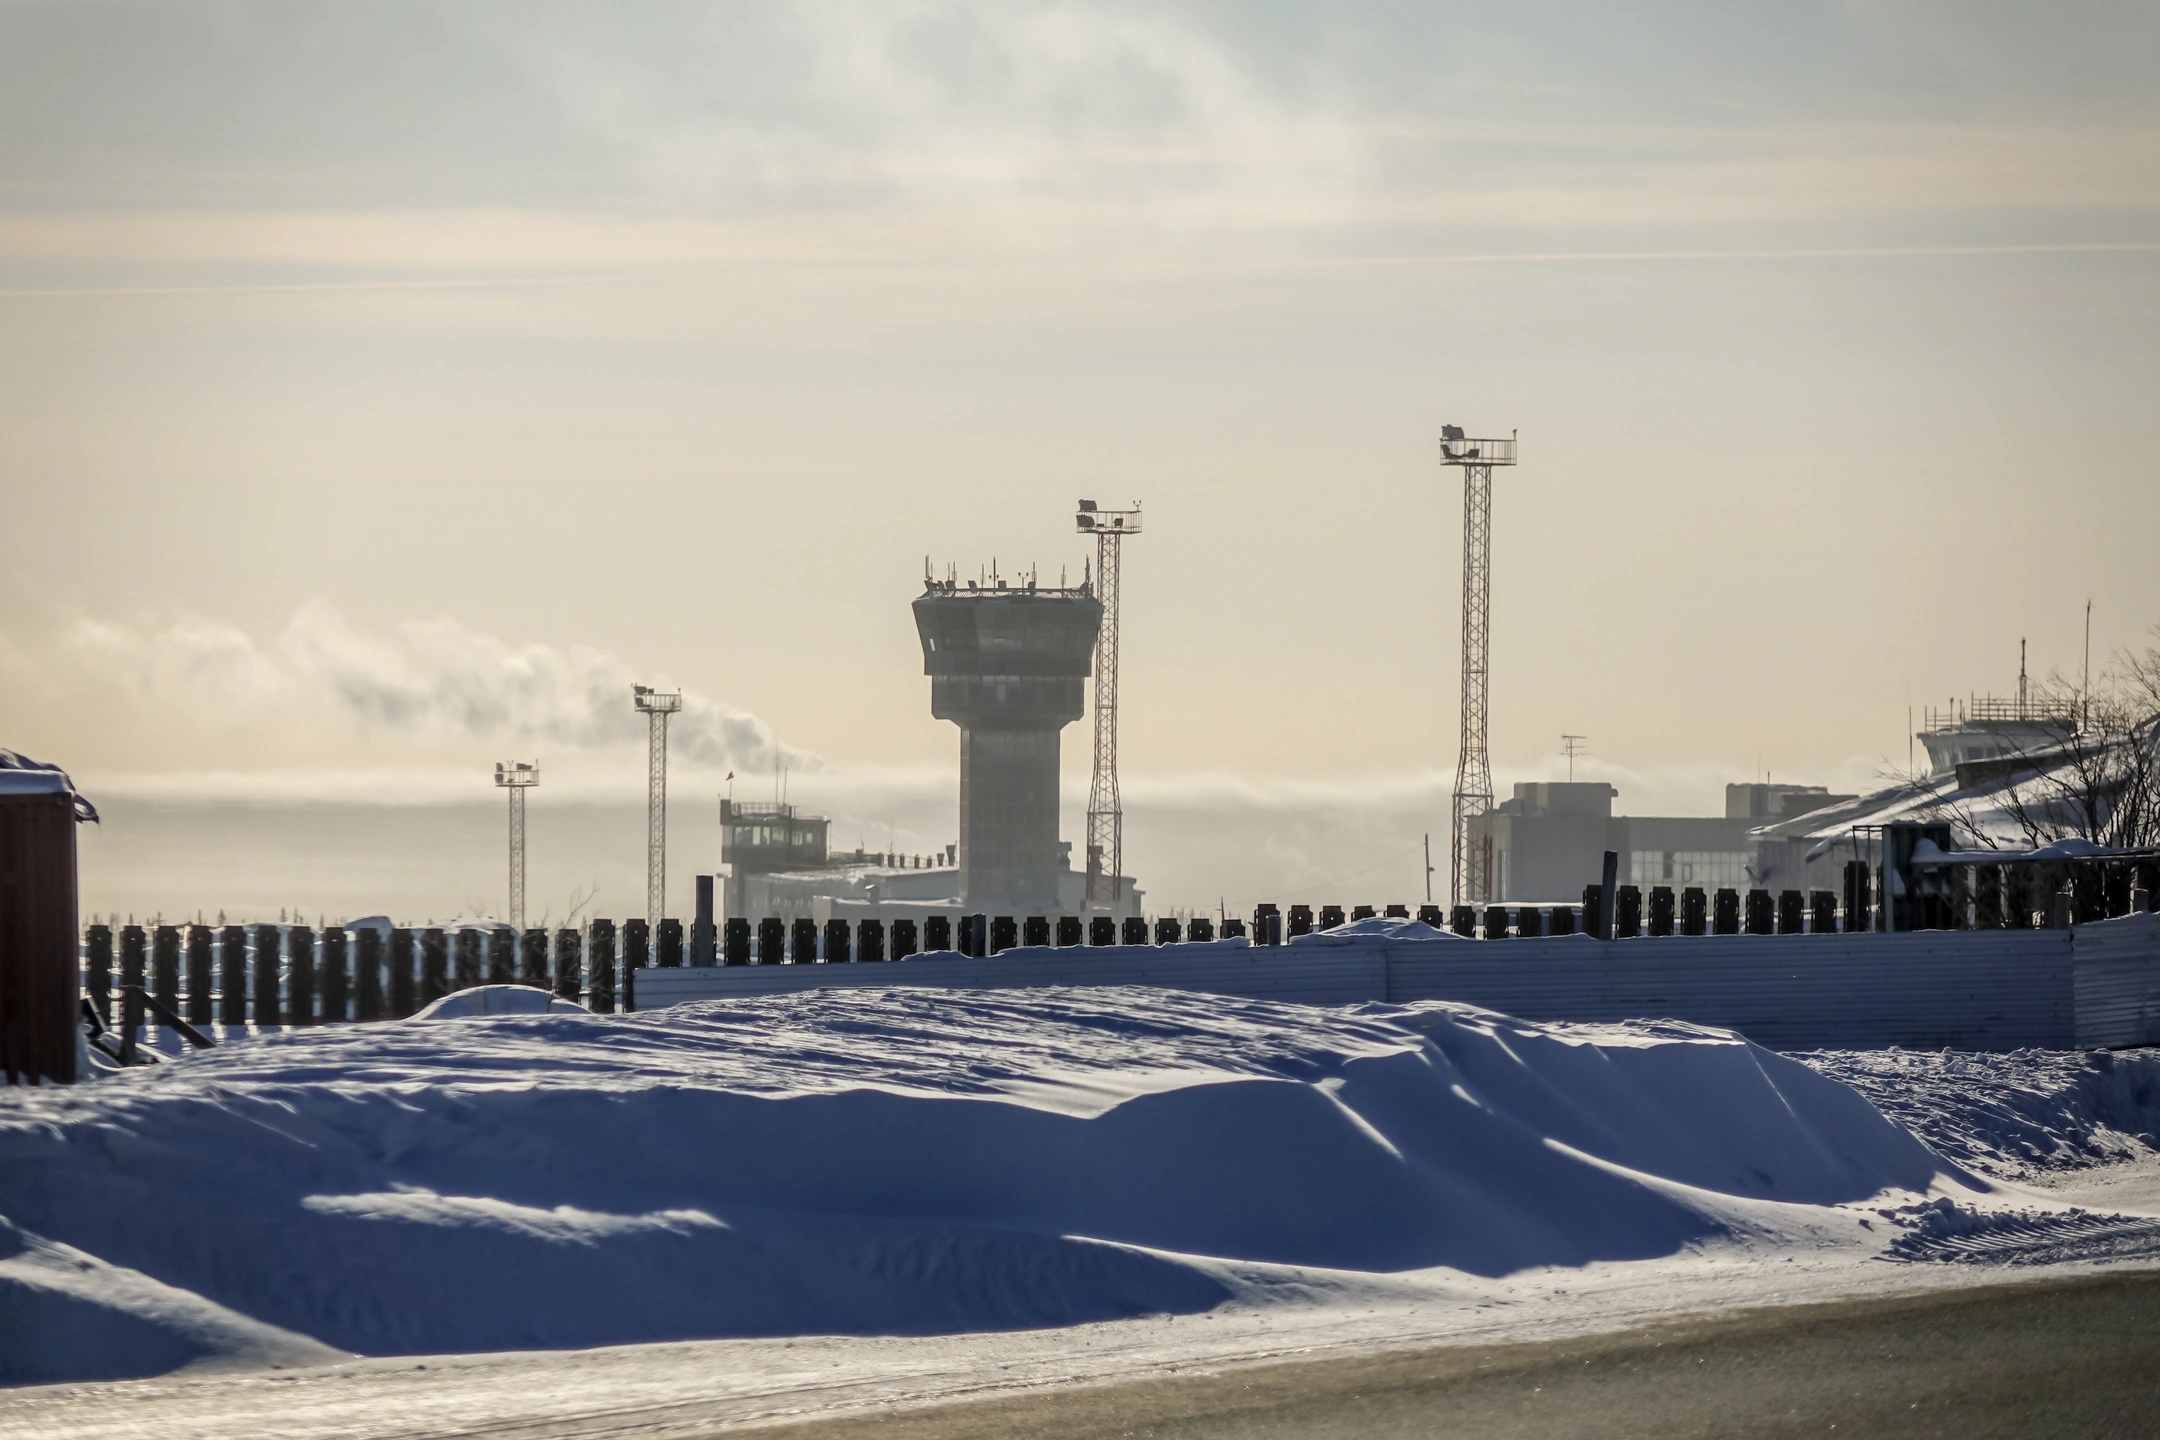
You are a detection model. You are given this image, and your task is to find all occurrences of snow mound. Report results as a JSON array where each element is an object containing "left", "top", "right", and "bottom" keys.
[
  {"left": 0, "top": 1217, "right": 341, "bottom": 1385},
  {"left": 1798, "top": 1048, "right": 2160, "bottom": 1178},
  {"left": 411, "top": 984, "right": 588, "bottom": 1019},
  {"left": 0, "top": 988, "right": 1952, "bottom": 1384}
]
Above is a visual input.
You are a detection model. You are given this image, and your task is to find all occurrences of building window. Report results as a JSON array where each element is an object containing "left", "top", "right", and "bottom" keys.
[{"left": 1631, "top": 850, "right": 1753, "bottom": 889}]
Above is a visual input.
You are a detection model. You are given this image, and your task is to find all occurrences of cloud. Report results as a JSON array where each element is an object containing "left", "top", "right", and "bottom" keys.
[
  {"left": 524, "top": 1, "right": 1370, "bottom": 240},
  {"left": 51, "top": 601, "right": 815, "bottom": 777}
]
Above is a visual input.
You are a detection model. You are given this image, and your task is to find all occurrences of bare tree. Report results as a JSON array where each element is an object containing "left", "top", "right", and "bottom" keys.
[{"left": 1941, "top": 630, "right": 2160, "bottom": 850}]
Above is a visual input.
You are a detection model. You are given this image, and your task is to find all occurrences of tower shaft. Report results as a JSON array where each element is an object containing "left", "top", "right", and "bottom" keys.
[
  {"left": 646, "top": 708, "right": 669, "bottom": 929},
  {"left": 633, "top": 687, "right": 682, "bottom": 931},
  {"left": 508, "top": 785, "right": 527, "bottom": 929},
  {"left": 1085, "top": 530, "right": 1122, "bottom": 910},
  {"left": 1436, "top": 429, "right": 1515, "bottom": 906}
]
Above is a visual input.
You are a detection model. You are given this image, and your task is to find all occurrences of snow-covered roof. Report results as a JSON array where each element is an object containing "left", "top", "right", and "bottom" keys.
[{"left": 0, "top": 748, "right": 98, "bottom": 822}]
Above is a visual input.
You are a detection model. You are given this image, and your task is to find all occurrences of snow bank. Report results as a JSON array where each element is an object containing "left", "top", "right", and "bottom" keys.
[
  {"left": 1800, "top": 1048, "right": 2160, "bottom": 1178},
  {"left": 0, "top": 1218, "right": 340, "bottom": 1385},
  {"left": 411, "top": 984, "right": 588, "bottom": 1019},
  {"left": 0, "top": 988, "right": 1953, "bottom": 1384}
]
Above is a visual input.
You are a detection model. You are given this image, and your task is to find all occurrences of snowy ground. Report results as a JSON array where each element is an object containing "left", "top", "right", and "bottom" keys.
[{"left": 7, "top": 988, "right": 2160, "bottom": 1437}]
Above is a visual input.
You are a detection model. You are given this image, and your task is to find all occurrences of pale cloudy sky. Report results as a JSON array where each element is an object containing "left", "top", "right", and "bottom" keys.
[{"left": 3, "top": 1, "right": 2156, "bottom": 918}]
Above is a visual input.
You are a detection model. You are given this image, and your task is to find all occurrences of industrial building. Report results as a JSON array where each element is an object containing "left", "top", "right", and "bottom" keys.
[{"left": 1467, "top": 780, "right": 1851, "bottom": 903}]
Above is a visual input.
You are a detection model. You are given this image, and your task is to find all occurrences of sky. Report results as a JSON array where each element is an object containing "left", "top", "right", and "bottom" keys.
[{"left": 3, "top": 0, "right": 2156, "bottom": 921}]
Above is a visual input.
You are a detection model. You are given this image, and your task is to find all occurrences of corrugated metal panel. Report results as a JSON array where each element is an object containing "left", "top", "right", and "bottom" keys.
[
  {"left": 632, "top": 943, "right": 1383, "bottom": 1011},
  {"left": 1382, "top": 932, "right": 2073, "bottom": 1050},
  {"left": 626, "top": 928, "right": 2157, "bottom": 1052},
  {"left": 2072, "top": 913, "right": 2160, "bottom": 1049}
]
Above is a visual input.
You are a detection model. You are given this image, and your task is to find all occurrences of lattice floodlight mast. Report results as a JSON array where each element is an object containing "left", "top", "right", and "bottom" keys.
[
  {"left": 494, "top": 761, "right": 539, "bottom": 929},
  {"left": 632, "top": 686, "right": 682, "bottom": 931},
  {"left": 1077, "top": 500, "right": 1140, "bottom": 912},
  {"left": 1439, "top": 427, "right": 1517, "bottom": 907}
]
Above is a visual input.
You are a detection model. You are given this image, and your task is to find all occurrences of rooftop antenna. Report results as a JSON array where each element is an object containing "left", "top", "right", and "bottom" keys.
[
  {"left": 1561, "top": 734, "right": 1587, "bottom": 783},
  {"left": 1438, "top": 424, "right": 1518, "bottom": 906},
  {"left": 1077, "top": 498, "right": 1142, "bottom": 913},
  {"left": 494, "top": 761, "right": 539, "bottom": 929},
  {"left": 632, "top": 685, "right": 682, "bottom": 932},
  {"left": 2019, "top": 638, "right": 2029, "bottom": 720}
]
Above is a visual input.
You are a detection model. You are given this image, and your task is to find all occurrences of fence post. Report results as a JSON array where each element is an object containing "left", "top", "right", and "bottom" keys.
[
  {"left": 621, "top": 919, "right": 648, "bottom": 1012},
  {"left": 487, "top": 927, "right": 517, "bottom": 984},
  {"left": 657, "top": 918, "right": 684, "bottom": 968},
  {"left": 219, "top": 925, "right": 247, "bottom": 1024},
  {"left": 891, "top": 917, "right": 918, "bottom": 960},
  {"left": 321, "top": 926, "right": 349, "bottom": 1022},
  {"left": 724, "top": 917, "right": 751, "bottom": 965},
  {"left": 419, "top": 928, "right": 448, "bottom": 1007},
  {"left": 553, "top": 927, "right": 581, "bottom": 1002},
  {"left": 355, "top": 928, "right": 384, "bottom": 1020},
  {"left": 455, "top": 928, "right": 482, "bottom": 990},
  {"left": 1773, "top": 890, "right": 1800, "bottom": 935},
  {"left": 152, "top": 924, "right": 180, "bottom": 1018},
  {"left": 185, "top": 924, "right": 213, "bottom": 1024},
  {"left": 85, "top": 924, "right": 113, "bottom": 1026},
  {"left": 287, "top": 924, "right": 315, "bottom": 1024},
  {"left": 1091, "top": 915, "right": 1118, "bottom": 946},
  {"left": 859, "top": 918, "right": 886, "bottom": 961},
  {"left": 388, "top": 928, "right": 417, "bottom": 1017},
  {"left": 1647, "top": 887, "right": 1675, "bottom": 937},
  {"left": 519, "top": 928, "right": 549, "bottom": 987},
  {"left": 587, "top": 920, "right": 617, "bottom": 1012},
  {"left": 692, "top": 876, "right": 717, "bottom": 966},
  {"left": 252, "top": 924, "right": 281, "bottom": 1024},
  {"left": 826, "top": 917, "right": 853, "bottom": 962},
  {"left": 1516, "top": 905, "right": 1543, "bottom": 938},
  {"left": 1681, "top": 887, "right": 1708, "bottom": 936}
]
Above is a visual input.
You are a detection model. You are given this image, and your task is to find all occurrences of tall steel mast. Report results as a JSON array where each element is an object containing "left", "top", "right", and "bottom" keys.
[
  {"left": 1439, "top": 427, "right": 1517, "bottom": 906},
  {"left": 494, "top": 760, "right": 538, "bottom": 928},
  {"left": 632, "top": 686, "right": 682, "bottom": 930},
  {"left": 1077, "top": 500, "right": 1141, "bottom": 912}
]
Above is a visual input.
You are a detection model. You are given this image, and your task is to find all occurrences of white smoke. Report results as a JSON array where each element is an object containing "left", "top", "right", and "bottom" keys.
[{"left": 58, "top": 601, "right": 815, "bottom": 777}]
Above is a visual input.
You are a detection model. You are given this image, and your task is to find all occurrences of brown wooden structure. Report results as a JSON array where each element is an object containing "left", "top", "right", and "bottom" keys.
[{"left": 1, "top": 787, "right": 80, "bottom": 1085}]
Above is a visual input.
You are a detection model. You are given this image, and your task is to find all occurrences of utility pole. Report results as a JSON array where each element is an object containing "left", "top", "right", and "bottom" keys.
[
  {"left": 2083, "top": 599, "right": 2093, "bottom": 732},
  {"left": 494, "top": 761, "right": 539, "bottom": 929},
  {"left": 1439, "top": 426, "right": 1517, "bottom": 906},
  {"left": 1078, "top": 500, "right": 1141, "bottom": 913},
  {"left": 1423, "top": 833, "right": 1434, "bottom": 905},
  {"left": 632, "top": 686, "right": 682, "bottom": 931}
]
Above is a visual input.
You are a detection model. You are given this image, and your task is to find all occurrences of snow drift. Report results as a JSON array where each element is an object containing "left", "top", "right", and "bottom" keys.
[{"left": 0, "top": 988, "right": 1954, "bottom": 1384}]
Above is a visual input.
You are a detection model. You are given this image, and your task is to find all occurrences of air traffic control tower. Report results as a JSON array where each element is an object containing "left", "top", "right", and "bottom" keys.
[{"left": 914, "top": 566, "right": 1103, "bottom": 914}]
